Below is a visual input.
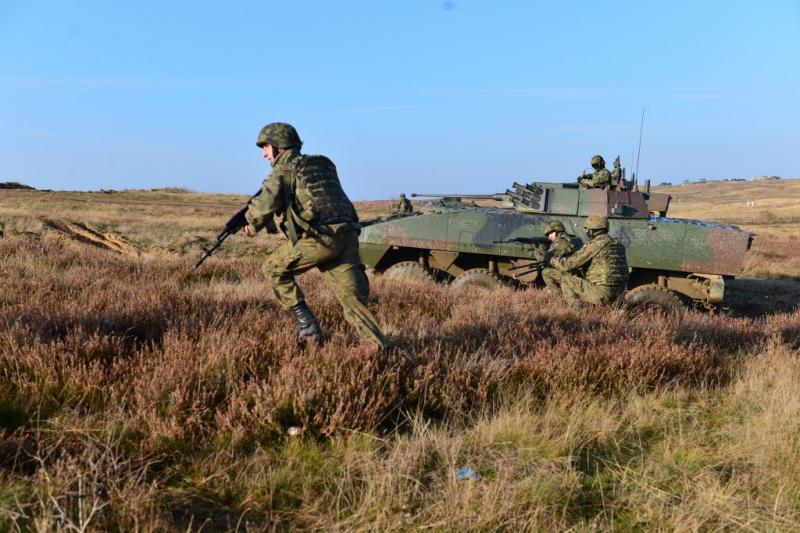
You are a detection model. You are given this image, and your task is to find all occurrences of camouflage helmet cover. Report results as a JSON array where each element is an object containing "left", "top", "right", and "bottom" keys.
[
  {"left": 543, "top": 220, "right": 566, "bottom": 234},
  {"left": 591, "top": 155, "right": 605, "bottom": 167},
  {"left": 256, "top": 122, "right": 303, "bottom": 149},
  {"left": 584, "top": 214, "right": 609, "bottom": 230},
  {"left": 399, "top": 193, "right": 406, "bottom": 198}
]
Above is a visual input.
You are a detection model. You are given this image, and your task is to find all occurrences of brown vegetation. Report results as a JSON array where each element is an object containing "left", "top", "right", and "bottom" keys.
[{"left": 0, "top": 183, "right": 799, "bottom": 529}]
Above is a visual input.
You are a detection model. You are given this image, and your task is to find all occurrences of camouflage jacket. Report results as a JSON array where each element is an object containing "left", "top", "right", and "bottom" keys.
[
  {"left": 397, "top": 197, "right": 413, "bottom": 213},
  {"left": 245, "top": 149, "right": 359, "bottom": 241},
  {"left": 534, "top": 233, "right": 581, "bottom": 262},
  {"left": 549, "top": 233, "right": 580, "bottom": 259},
  {"left": 550, "top": 233, "right": 628, "bottom": 287},
  {"left": 579, "top": 168, "right": 612, "bottom": 189}
]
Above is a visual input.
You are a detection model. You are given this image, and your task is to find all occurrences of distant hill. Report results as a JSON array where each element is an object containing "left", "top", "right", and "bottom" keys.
[
  {"left": 653, "top": 178, "right": 800, "bottom": 226},
  {"left": 0, "top": 182, "right": 35, "bottom": 190}
]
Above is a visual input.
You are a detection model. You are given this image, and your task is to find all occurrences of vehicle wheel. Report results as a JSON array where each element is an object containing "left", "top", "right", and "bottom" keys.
[
  {"left": 451, "top": 268, "right": 507, "bottom": 292},
  {"left": 624, "top": 284, "right": 684, "bottom": 317},
  {"left": 383, "top": 261, "right": 433, "bottom": 282}
]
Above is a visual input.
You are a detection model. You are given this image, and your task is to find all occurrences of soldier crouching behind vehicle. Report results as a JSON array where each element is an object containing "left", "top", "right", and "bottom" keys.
[
  {"left": 536, "top": 220, "right": 581, "bottom": 289},
  {"left": 242, "top": 122, "right": 387, "bottom": 350},
  {"left": 540, "top": 215, "right": 628, "bottom": 306}
]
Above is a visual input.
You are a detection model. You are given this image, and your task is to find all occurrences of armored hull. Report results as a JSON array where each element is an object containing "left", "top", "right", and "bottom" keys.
[{"left": 359, "top": 182, "right": 751, "bottom": 307}]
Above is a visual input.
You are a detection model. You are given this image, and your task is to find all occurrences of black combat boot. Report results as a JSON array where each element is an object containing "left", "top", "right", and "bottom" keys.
[{"left": 291, "top": 302, "right": 323, "bottom": 344}]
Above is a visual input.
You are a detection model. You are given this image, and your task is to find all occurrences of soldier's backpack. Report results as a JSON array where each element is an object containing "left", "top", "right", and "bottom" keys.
[{"left": 283, "top": 154, "right": 359, "bottom": 241}]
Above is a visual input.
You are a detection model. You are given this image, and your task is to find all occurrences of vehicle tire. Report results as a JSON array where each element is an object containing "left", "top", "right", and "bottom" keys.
[
  {"left": 451, "top": 268, "right": 507, "bottom": 292},
  {"left": 624, "top": 284, "right": 684, "bottom": 318},
  {"left": 383, "top": 261, "right": 433, "bottom": 282}
]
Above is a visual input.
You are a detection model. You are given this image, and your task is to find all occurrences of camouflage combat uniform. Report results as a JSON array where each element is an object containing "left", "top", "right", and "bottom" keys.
[
  {"left": 246, "top": 131, "right": 386, "bottom": 349},
  {"left": 578, "top": 155, "right": 613, "bottom": 189},
  {"left": 579, "top": 168, "right": 612, "bottom": 189},
  {"left": 545, "top": 221, "right": 628, "bottom": 305},
  {"left": 396, "top": 194, "right": 413, "bottom": 214},
  {"left": 538, "top": 233, "right": 581, "bottom": 289},
  {"left": 548, "top": 233, "right": 580, "bottom": 259}
]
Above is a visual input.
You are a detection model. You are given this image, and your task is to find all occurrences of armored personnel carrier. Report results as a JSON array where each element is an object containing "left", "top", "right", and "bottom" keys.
[{"left": 359, "top": 181, "right": 752, "bottom": 309}]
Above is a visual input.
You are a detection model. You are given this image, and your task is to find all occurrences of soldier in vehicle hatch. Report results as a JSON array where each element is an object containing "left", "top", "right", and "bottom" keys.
[
  {"left": 536, "top": 220, "right": 581, "bottom": 289},
  {"left": 578, "top": 155, "right": 613, "bottom": 189},
  {"left": 242, "top": 122, "right": 386, "bottom": 350},
  {"left": 395, "top": 193, "right": 413, "bottom": 214},
  {"left": 541, "top": 214, "right": 628, "bottom": 306}
]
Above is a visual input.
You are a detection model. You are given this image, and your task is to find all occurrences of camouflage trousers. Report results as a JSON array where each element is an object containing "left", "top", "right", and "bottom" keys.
[
  {"left": 540, "top": 268, "right": 624, "bottom": 305},
  {"left": 263, "top": 231, "right": 386, "bottom": 349}
]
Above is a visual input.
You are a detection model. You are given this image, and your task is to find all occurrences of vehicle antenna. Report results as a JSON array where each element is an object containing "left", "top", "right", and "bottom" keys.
[{"left": 635, "top": 108, "right": 645, "bottom": 183}]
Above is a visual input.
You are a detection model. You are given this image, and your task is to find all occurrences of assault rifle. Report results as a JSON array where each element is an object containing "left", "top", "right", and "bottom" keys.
[
  {"left": 508, "top": 259, "right": 548, "bottom": 278},
  {"left": 492, "top": 236, "right": 549, "bottom": 246},
  {"left": 194, "top": 189, "right": 262, "bottom": 269}
]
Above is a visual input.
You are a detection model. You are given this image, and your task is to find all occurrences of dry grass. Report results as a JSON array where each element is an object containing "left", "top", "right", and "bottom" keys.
[
  {"left": 1, "top": 183, "right": 799, "bottom": 529},
  {"left": 657, "top": 179, "right": 800, "bottom": 225}
]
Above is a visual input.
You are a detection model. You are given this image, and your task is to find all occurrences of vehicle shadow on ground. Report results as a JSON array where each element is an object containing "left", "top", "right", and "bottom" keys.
[{"left": 723, "top": 278, "right": 800, "bottom": 318}]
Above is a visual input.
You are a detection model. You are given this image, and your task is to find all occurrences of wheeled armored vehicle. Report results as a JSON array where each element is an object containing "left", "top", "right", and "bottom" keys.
[{"left": 358, "top": 181, "right": 752, "bottom": 308}]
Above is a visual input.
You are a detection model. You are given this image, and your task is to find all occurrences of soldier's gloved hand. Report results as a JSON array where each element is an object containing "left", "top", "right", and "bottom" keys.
[{"left": 531, "top": 243, "right": 546, "bottom": 260}]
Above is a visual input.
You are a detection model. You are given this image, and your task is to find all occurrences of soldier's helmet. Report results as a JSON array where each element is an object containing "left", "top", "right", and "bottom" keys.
[
  {"left": 584, "top": 214, "right": 609, "bottom": 230},
  {"left": 399, "top": 193, "right": 406, "bottom": 198},
  {"left": 543, "top": 220, "right": 566, "bottom": 235},
  {"left": 256, "top": 123, "right": 303, "bottom": 149},
  {"left": 591, "top": 155, "right": 605, "bottom": 168}
]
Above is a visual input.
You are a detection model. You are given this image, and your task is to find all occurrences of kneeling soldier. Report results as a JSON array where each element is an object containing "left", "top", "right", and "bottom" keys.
[
  {"left": 543, "top": 215, "right": 628, "bottom": 305},
  {"left": 537, "top": 220, "right": 581, "bottom": 289}
]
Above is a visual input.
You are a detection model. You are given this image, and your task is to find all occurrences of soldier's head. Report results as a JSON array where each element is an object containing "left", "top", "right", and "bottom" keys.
[
  {"left": 591, "top": 155, "right": 605, "bottom": 170},
  {"left": 543, "top": 220, "right": 566, "bottom": 241},
  {"left": 584, "top": 214, "right": 609, "bottom": 238},
  {"left": 399, "top": 193, "right": 406, "bottom": 199},
  {"left": 256, "top": 123, "right": 303, "bottom": 165}
]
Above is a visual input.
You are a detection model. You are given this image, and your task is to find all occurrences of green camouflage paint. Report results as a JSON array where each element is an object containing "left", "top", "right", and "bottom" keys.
[{"left": 359, "top": 182, "right": 751, "bottom": 305}]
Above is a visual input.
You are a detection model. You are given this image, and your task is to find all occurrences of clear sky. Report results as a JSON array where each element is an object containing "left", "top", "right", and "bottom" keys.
[{"left": 1, "top": 0, "right": 798, "bottom": 198}]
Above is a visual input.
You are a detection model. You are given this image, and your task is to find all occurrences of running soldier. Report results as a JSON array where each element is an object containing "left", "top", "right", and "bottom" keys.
[{"left": 242, "top": 123, "right": 386, "bottom": 349}]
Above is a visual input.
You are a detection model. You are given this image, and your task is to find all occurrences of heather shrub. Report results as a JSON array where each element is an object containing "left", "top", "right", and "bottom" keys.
[
  {"left": 764, "top": 309, "right": 800, "bottom": 349},
  {"left": 2, "top": 233, "right": 800, "bottom": 529},
  {"left": 1, "top": 237, "right": 742, "bottom": 440}
]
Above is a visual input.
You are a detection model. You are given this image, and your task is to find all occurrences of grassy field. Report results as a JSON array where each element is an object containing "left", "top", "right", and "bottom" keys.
[{"left": 0, "top": 182, "right": 799, "bottom": 530}]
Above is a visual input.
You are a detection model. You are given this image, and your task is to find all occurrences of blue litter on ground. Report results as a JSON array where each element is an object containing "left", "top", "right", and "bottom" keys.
[{"left": 456, "top": 466, "right": 479, "bottom": 480}]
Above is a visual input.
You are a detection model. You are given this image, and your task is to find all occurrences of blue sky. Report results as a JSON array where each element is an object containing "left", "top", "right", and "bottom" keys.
[{"left": 1, "top": 1, "right": 798, "bottom": 198}]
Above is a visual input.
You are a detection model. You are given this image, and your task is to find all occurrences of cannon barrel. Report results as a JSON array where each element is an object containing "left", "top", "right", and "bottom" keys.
[{"left": 411, "top": 192, "right": 505, "bottom": 200}]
